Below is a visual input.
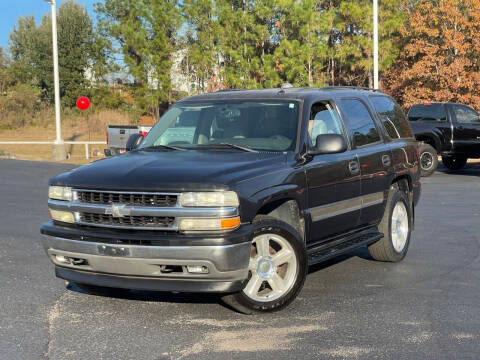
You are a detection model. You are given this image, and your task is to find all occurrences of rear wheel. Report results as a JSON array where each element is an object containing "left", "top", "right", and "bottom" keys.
[
  {"left": 222, "top": 216, "right": 307, "bottom": 314},
  {"left": 368, "top": 185, "right": 411, "bottom": 262},
  {"left": 419, "top": 143, "right": 438, "bottom": 177},
  {"left": 442, "top": 156, "right": 467, "bottom": 170}
]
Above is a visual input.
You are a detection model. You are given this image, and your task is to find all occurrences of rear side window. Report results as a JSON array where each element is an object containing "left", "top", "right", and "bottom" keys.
[
  {"left": 408, "top": 104, "right": 447, "bottom": 122},
  {"left": 370, "top": 96, "right": 413, "bottom": 139},
  {"left": 339, "top": 99, "right": 381, "bottom": 147}
]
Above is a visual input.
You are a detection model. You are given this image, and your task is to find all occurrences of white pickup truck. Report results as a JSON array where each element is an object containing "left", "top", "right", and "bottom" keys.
[{"left": 105, "top": 125, "right": 152, "bottom": 156}]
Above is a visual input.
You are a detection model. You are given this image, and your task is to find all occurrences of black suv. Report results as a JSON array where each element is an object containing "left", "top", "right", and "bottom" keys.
[
  {"left": 41, "top": 87, "right": 421, "bottom": 313},
  {"left": 408, "top": 102, "right": 480, "bottom": 176}
]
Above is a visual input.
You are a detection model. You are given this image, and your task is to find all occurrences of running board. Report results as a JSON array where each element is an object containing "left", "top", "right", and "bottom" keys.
[{"left": 307, "top": 230, "right": 383, "bottom": 266}]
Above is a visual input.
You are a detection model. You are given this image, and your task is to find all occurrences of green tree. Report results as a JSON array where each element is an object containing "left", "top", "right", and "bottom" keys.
[
  {"left": 274, "top": 0, "right": 333, "bottom": 87},
  {"left": 96, "top": 0, "right": 180, "bottom": 117},
  {"left": 181, "top": 0, "right": 219, "bottom": 92},
  {"left": 216, "top": 0, "right": 260, "bottom": 88},
  {"left": 57, "top": 0, "right": 96, "bottom": 107},
  {"left": 9, "top": 1, "right": 98, "bottom": 106},
  {"left": 0, "top": 47, "right": 11, "bottom": 94}
]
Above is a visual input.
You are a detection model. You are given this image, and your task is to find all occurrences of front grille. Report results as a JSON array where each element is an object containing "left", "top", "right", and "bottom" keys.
[
  {"left": 76, "top": 190, "right": 178, "bottom": 207},
  {"left": 79, "top": 212, "right": 175, "bottom": 228}
]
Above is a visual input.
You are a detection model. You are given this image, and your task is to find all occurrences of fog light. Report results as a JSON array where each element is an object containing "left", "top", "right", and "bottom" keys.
[
  {"left": 49, "top": 209, "right": 75, "bottom": 223},
  {"left": 55, "top": 255, "right": 71, "bottom": 264},
  {"left": 187, "top": 265, "right": 209, "bottom": 274}
]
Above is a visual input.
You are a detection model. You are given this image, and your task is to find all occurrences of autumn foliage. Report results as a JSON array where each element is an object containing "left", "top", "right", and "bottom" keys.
[{"left": 385, "top": 0, "right": 480, "bottom": 109}]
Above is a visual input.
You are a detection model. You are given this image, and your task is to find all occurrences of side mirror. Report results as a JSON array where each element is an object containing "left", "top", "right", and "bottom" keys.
[
  {"left": 126, "top": 133, "right": 144, "bottom": 151},
  {"left": 308, "top": 134, "right": 347, "bottom": 156}
]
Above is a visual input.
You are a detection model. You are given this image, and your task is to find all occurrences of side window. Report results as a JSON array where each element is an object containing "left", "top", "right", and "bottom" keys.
[
  {"left": 370, "top": 96, "right": 413, "bottom": 139},
  {"left": 408, "top": 104, "right": 447, "bottom": 122},
  {"left": 454, "top": 105, "right": 480, "bottom": 124},
  {"left": 308, "top": 102, "right": 344, "bottom": 146},
  {"left": 339, "top": 99, "right": 381, "bottom": 147}
]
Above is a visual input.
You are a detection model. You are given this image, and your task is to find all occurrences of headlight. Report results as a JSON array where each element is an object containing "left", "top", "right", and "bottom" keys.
[
  {"left": 178, "top": 217, "right": 240, "bottom": 231},
  {"left": 180, "top": 191, "right": 239, "bottom": 207},
  {"left": 48, "top": 186, "right": 73, "bottom": 201},
  {"left": 49, "top": 210, "right": 75, "bottom": 223}
]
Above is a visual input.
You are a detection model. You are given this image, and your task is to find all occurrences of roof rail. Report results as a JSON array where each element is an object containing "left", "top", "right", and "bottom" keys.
[
  {"left": 215, "top": 88, "right": 246, "bottom": 92},
  {"left": 321, "top": 86, "right": 383, "bottom": 92}
]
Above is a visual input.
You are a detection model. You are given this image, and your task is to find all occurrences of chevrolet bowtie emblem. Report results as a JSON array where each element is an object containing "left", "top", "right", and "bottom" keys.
[{"left": 105, "top": 204, "right": 131, "bottom": 218}]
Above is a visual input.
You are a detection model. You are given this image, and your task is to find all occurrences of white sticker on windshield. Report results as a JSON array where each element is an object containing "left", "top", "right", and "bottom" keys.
[{"left": 289, "top": 103, "right": 295, "bottom": 109}]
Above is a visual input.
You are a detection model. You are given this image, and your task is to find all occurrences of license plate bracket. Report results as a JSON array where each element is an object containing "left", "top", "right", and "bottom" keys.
[{"left": 98, "top": 245, "right": 130, "bottom": 257}]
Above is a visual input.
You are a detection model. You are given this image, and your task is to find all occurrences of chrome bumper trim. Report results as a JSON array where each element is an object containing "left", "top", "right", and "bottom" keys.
[
  {"left": 48, "top": 199, "right": 238, "bottom": 218},
  {"left": 41, "top": 235, "right": 250, "bottom": 281}
]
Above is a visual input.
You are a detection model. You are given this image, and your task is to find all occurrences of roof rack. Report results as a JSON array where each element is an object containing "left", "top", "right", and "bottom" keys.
[{"left": 321, "top": 86, "right": 383, "bottom": 92}]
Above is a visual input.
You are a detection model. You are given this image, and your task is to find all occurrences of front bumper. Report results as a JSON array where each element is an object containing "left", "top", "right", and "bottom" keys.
[{"left": 41, "top": 225, "right": 252, "bottom": 293}]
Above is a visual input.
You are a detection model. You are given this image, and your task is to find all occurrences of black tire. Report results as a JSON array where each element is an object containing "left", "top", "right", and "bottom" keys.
[
  {"left": 221, "top": 216, "right": 307, "bottom": 315},
  {"left": 73, "top": 282, "right": 130, "bottom": 297},
  {"left": 442, "top": 156, "right": 467, "bottom": 170},
  {"left": 419, "top": 143, "right": 438, "bottom": 177},
  {"left": 368, "top": 185, "right": 412, "bottom": 262}
]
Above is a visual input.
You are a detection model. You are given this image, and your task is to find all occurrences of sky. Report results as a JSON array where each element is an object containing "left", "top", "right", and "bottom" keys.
[{"left": 0, "top": 0, "right": 98, "bottom": 50}]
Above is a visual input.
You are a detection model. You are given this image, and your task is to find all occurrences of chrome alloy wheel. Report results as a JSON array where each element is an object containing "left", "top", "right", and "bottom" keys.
[
  {"left": 243, "top": 233, "right": 298, "bottom": 302},
  {"left": 391, "top": 201, "right": 409, "bottom": 252},
  {"left": 420, "top": 152, "right": 434, "bottom": 170}
]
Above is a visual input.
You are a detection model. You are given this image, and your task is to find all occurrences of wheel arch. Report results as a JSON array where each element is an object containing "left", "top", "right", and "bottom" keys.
[
  {"left": 255, "top": 198, "right": 305, "bottom": 241},
  {"left": 415, "top": 134, "right": 441, "bottom": 152},
  {"left": 390, "top": 174, "right": 414, "bottom": 230}
]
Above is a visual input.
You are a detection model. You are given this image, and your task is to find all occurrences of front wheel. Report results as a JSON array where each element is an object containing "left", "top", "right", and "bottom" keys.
[
  {"left": 368, "top": 185, "right": 412, "bottom": 262},
  {"left": 222, "top": 216, "right": 307, "bottom": 314},
  {"left": 442, "top": 156, "right": 467, "bottom": 170}
]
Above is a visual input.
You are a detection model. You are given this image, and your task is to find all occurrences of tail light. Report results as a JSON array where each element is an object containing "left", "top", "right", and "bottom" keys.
[
  {"left": 106, "top": 129, "right": 109, "bottom": 144},
  {"left": 139, "top": 130, "right": 149, "bottom": 137}
]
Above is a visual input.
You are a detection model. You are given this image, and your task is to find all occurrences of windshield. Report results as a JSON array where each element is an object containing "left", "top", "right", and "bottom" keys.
[{"left": 139, "top": 100, "right": 300, "bottom": 152}]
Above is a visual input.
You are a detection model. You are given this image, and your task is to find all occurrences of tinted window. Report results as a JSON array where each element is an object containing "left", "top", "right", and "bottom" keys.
[
  {"left": 308, "top": 102, "right": 344, "bottom": 146},
  {"left": 370, "top": 96, "right": 413, "bottom": 139},
  {"left": 453, "top": 105, "right": 480, "bottom": 124},
  {"left": 408, "top": 104, "right": 447, "bottom": 122},
  {"left": 340, "top": 99, "right": 381, "bottom": 147}
]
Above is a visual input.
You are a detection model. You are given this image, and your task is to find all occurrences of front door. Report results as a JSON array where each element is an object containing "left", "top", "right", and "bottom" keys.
[
  {"left": 338, "top": 98, "right": 392, "bottom": 227},
  {"left": 452, "top": 104, "right": 480, "bottom": 156},
  {"left": 305, "top": 101, "right": 361, "bottom": 245}
]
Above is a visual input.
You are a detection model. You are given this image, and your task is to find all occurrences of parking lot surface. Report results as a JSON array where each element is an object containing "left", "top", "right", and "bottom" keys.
[{"left": 1, "top": 158, "right": 479, "bottom": 360}]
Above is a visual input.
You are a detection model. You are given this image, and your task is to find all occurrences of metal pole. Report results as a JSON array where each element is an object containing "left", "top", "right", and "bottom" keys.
[
  {"left": 45, "top": 0, "right": 67, "bottom": 160},
  {"left": 373, "top": 0, "right": 379, "bottom": 89}
]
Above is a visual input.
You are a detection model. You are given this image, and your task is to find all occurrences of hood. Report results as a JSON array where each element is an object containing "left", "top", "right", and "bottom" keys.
[{"left": 51, "top": 149, "right": 287, "bottom": 191}]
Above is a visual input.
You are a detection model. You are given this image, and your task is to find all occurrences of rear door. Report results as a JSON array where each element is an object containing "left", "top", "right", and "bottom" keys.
[
  {"left": 451, "top": 104, "right": 480, "bottom": 155},
  {"left": 305, "top": 100, "right": 361, "bottom": 244},
  {"left": 338, "top": 98, "right": 393, "bottom": 227}
]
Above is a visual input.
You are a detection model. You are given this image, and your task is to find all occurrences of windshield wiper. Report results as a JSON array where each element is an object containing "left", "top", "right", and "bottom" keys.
[
  {"left": 141, "top": 145, "right": 187, "bottom": 151},
  {"left": 197, "top": 143, "right": 258, "bottom": 153}
]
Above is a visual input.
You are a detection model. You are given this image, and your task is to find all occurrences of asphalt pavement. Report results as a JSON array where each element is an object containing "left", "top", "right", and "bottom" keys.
[{"left": 0, "top": 158, "right": 479, "bottom": 360}]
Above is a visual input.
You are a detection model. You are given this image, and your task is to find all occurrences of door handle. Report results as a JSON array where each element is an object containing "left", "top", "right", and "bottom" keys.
[
  {"left": 349, "top": 161, "right": 360, "bottom": 175},
  {"left": 382, "top": 154, "right": 391, "bottom": 167}
]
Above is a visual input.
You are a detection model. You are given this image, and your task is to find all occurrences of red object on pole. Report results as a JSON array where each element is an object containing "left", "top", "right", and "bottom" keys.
[{"left": 76, "top": 97, "right": 91, "bottom": 111}]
